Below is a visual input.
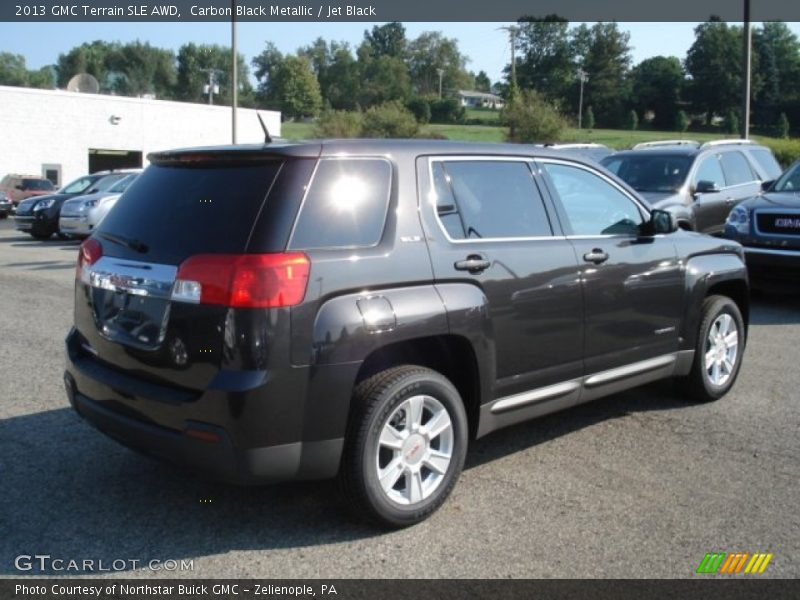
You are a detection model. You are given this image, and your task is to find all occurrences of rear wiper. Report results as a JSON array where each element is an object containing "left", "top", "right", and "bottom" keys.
[{"left": 99, "top": 232, "right": 149, "bottom": 254}]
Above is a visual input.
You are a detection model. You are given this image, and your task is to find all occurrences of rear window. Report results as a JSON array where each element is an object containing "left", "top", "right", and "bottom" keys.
[
  {"left": 96, "top": 162, "right": 281, "bottom": 264},
  {"left": 22, "top": 179, "right": 54, "bottom": 191},
  {"left": 289, "top": 158, "right": 391, "bottom": 250}
]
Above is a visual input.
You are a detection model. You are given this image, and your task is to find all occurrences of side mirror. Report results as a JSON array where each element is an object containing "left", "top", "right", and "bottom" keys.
[
  {"left": 694, "top": 180, "right": 720, "bottom": 195},
  {"left": 761, "top": 180, "right": 774, "bottom": 192},
  {"left": 641, "top": 209, "right": 677, "bottom": 236}
]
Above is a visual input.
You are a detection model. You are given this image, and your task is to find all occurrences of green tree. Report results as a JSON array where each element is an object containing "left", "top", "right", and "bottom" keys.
[
  {"left": 56, "top": 41, "right": 120, "bottom": 90},
  {"left": 27, "top": 66, "right": 55, "bottom": 89},
  {"left": 406, "top": 31, "right": 472, "bottom": 97},
  {"left": 358, "top": 49, "right": 411, "bottom": 107},
  {"left": 474, "top": 70, "right": 492, "bottom": 92},
  {"left": 584, "top": 105, "right": 595, "bottom": 130},
  {"left": 777, "top": 112, "right": 790, "bottom": 139},
  {"left": 512, "top": 18, "right": 575, "bottom": 108},
  {"left": 754, "top": 22, "right": 800, "bottom": 133},
  {"left": 723, "top": 109, "right": 739, "bottom": 134},
  {"left": 314, "top": 109, "right": 363, "bottom": 137},
  {"left": 175, "top": 43, "right": 253, "bottom": 107},
  {"left": 685, "top": 20, "right": 743, "bottom": 125},
  {"left": 675, "top": 110, "right": 690, "bottom": 133},
  {"left": 630, "top": 56, "right": 685, "bottom": 130},
  {"left": 110, "top": 42, "right": 176, "bottom": 98},
  {"left": 362, "top": 101, "right": 419, "bottom": 138},
  {"left": 578, "top": 23, "right": 632, "bottom": 127},
  {"left": 267, "top": 55, "right": 322, "bottom": 118},
  {"left": 627, "top": 109, "right": 639, "bottom": 131},
  {"left": 364, "top": 22, "right": 407, "bottom": 59},
  {"left": 0, "top": 52, "right": 29, "bottom": 86},
  {"left": 503, "top": 89, "right": 566, "bottom": 143}
]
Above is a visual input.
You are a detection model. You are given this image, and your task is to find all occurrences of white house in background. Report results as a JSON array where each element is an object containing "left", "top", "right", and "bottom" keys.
[
  {"left": 0, "top": 85, "right": 281, "bottom": 187},
  {"left": 457, "top": 90, "right": 505, "bottom": 109}
]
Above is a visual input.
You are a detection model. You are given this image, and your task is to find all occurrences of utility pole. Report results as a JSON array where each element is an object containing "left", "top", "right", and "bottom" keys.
[
  {"left": 499, "top": 25, "right": 519, "bottom": 87},
  {"left": 576, "top": 68, "right": 589, "bottom": 129},
  {"left": 202, "top": 68, "right": 221, "bottom": 105},
  {"left": 437, "top": 68, "right": 444, "bottom": 99},
  {"left": 231, "top": 0, "right": 238, "bottom": 143},
  {"left": 741, "top": 0, "right": 752, "bottom": 139}
]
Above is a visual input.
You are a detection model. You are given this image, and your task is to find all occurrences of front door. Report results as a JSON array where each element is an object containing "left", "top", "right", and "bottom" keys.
[{"left": 539, "top": 160, "right": 685, "bottom": 376}]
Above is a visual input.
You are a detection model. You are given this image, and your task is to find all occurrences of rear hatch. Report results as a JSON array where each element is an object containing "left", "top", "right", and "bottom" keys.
[{"left": 72, "top": 150, "right": 316, "bottom": 391}]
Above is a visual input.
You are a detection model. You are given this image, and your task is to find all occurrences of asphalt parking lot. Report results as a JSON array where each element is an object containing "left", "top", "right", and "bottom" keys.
[{"left": 0, "top": 217, "right": 798, "bottom": 579}]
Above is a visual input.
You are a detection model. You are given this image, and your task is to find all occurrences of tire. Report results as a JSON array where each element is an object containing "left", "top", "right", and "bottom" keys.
[
  {"left": 340, "top": 365, "right": 468, "bottom": 528},
  {"left": 679, "top": 295, "right": 745, "bottom": 402},
  {"left": 30, "top": 232, "right": 52, "bottom": 240}
]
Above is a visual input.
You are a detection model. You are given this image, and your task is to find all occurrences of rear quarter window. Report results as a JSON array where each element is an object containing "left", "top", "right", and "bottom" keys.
[{"left": 289, "top": 158, "right": 392, "bottom": 250}]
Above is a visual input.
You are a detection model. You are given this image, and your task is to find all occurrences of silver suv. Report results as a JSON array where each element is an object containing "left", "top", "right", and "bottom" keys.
[{"left": 601, "top": 139, "right": 782, "bottom": 234}]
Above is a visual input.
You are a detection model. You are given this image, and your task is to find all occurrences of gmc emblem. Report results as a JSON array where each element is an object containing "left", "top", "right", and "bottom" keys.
[{"left": 775, "top": 217, "right": 800, "bottom": 229}]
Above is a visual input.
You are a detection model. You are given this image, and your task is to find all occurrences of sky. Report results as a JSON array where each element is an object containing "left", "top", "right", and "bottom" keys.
[{"left": 1, "top": 21, "right": 799, "bottom": 86}]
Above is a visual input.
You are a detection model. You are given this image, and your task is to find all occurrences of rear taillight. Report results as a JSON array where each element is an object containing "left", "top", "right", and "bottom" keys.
[
  {"left": 172, "top": 253, "right": 310, "bottom": 309},
  {"left": 76, "top": 238, "right": 102, "bottom": 280}
]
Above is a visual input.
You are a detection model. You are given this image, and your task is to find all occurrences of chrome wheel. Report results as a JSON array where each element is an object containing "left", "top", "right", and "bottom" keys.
[
  {"left": 704, "top": 313, "right": 739, "bottom": 387},
  {"left": 375, "top": 394, "right": 454, "bottom": 506}
]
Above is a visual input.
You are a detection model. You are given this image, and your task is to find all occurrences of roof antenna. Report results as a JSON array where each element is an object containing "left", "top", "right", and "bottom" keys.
[{"left": 256, "top": 112, "right": 273, "bottom": 144}]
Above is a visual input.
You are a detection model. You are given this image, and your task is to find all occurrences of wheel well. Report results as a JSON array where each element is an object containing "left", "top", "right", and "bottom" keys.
[
  {"left": 707, "top": 279, "right": 749, "bottom": 331},
  {"left": 354, "top": 336, "right": 481, "bottom": 438}
]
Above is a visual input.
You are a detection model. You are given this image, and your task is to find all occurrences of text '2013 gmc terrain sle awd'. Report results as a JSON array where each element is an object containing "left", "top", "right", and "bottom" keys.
[{"left": 65, "top": 140, "right": 749, "bottom": 527}]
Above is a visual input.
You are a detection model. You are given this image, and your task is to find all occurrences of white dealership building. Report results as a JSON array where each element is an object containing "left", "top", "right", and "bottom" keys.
[{"left": 0, "top": 85, "right": 281, "bottom": 187}]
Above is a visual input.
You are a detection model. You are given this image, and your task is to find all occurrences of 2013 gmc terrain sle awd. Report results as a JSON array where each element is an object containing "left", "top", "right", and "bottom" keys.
[{"left": 64, "top": 140, "right": 749, "bottom": 527}]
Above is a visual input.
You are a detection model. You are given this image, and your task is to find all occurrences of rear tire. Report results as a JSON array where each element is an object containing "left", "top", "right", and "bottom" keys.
[
  {"left": 678, "top": 295, "right": 745, "bottom": 402},
  {"left": 340, "top": 365, "right": 468, "bottom": 528},
  {"left": 30, "top": 232, "right": 51, "bottom": 240}
]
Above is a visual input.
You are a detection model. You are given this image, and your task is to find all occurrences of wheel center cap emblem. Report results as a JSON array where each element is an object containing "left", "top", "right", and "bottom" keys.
[{"left": 403, "top": 434, "right": 425, "bottom": 465}]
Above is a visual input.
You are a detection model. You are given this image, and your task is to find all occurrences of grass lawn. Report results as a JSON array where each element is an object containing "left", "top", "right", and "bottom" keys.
[{"left": 279, "top": 120, "right": 799, "bottom": 163}]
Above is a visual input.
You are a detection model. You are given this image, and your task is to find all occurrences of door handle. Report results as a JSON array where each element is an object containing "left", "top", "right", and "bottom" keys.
[
  {"left": 583, "top": 248, "right": 609, "bottom": 265},
  {"left": 724, "top": 197, "right": 735, "bottom": 205},
  {"left": 454, "top": 255, "right": 491, "bottom": 273}
]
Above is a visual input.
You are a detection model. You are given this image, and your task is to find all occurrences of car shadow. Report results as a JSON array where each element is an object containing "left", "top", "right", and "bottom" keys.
[
  {"left": 1, "top": 380, "right": 689, "bottom": 574},
  {"left": 4, "top": 260, "right": 76, "bottom": 271},
  {"left": 0, "top": 407, "right": 375, "bottom": 575}
]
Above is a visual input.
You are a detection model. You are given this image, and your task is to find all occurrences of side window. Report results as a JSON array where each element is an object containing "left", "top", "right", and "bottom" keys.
[
  {"left": 433, "top": 160, "right": 552, "bottom": 239},
  {"left": 720, "top": 151, "right": 757, "bottom": 186},
  {"left": 693, "top": 155, "right": 725, "bottom": 188},
  {"left": 749, "top": 148, "right": 782, "bottom": 179},
  {"left": 290, "top": 158, "right": 391, "bottom": 250},
  {"left": 542, "top": 162, "right": 645, "bottom": 236}
]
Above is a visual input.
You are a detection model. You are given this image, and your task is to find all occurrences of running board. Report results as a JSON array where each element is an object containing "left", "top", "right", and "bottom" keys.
[{"left": 477, "top": 352, "right": 688, "bottom": 438}]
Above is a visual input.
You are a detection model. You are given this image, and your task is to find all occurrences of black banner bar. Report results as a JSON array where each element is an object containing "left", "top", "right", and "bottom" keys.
[
  {"left": 3, "top": 0, "right": 800, "bottom": 22},
  {"left": 2, "top": 579, "right": 800, "bottom": 600}
]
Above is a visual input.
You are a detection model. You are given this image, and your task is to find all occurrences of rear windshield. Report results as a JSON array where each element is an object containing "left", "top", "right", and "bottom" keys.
[
  {"left": 23, "top": 179, "right": 54, "bottom": 190},
  {"left": 601, "top": 154, "right": 691, "bottom": 193},
  {"left": 96, "top": 162, "right": 281, "bottom": 264}
]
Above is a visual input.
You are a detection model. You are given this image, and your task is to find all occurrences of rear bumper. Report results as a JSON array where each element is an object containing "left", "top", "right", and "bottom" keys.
[{"left": 64, "top": 330, "right": 344, "bottom": 484}]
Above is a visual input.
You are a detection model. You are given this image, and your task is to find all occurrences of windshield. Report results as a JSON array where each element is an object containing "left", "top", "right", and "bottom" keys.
[
  {"left": 23, "top": 179, "right": 54, "bottom": 191},
  {"left": 772, "top": 162, "right": 800, "bottom": 193},
  {"left": 602, "top": 154, "right": 692, "bottom": 193},
  {"left": 60, "top": 176, "right": 98, "bottom": 194}
]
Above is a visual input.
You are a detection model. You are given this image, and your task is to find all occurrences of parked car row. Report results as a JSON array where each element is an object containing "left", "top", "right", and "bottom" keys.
[{"left": 12, "top": 170, "right": 140, "bottom": 240}]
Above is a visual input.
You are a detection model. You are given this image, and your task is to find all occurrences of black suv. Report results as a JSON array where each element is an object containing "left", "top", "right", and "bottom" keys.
[
  {"left": 65, "top": 141, "right": 749, "bottom": 527},
  {"left": 602, "top": 139, "right": 782, "bottom": 235}
]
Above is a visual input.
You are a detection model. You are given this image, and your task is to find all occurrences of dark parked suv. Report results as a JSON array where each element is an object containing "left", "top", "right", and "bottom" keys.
[
  {"left": 65, "top": 140, "right": 749, "bottom": 527},
  {"left": 601, "top": 139, "right": 782, "bottom": 234}
]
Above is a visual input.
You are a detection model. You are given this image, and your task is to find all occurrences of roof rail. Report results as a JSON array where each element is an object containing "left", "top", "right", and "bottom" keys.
[
  {"left": 632, "top": 140, "right": 700, "bottom": 150},
  {"left": 699, "top": 138, "right": 755, "bottom": 149}
]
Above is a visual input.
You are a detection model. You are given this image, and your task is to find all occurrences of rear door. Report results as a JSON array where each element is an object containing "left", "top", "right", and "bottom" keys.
[
  {"left": 719, "top": 150, "right": 762, "bottom": 208},
  {"left": 419, "top": 156, "right": 583, "bottom": 398}
]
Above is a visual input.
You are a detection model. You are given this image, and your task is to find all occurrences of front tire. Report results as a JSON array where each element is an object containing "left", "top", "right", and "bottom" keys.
[
  {"left": 340, "top": 365, "right": 468, "bottom": 528},
  {"left": 679, "top": 295, "right": 745, "bottom": 402}
]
